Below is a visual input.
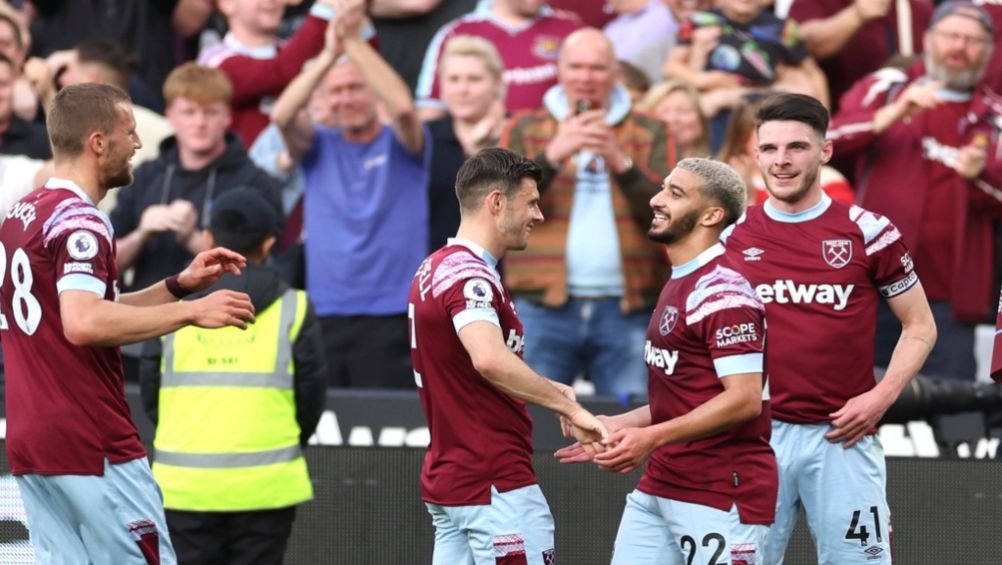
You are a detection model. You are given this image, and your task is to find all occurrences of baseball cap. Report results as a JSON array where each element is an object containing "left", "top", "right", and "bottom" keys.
[
  {"left": 930, "top": 1, "right": 994, "bottom": 36},
  {"left": 210, "top": 188, "right": 280, "bottom": 236}
]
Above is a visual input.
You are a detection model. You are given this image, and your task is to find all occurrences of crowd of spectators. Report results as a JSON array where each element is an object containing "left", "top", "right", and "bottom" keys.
[{"left": 0, "top": 0, "right": 999, "bottom": 390}]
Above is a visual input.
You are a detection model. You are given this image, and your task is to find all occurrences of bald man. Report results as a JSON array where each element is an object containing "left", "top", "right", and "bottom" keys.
[{"left": 499, "top": 27, "right": 679, "bottom": 398}]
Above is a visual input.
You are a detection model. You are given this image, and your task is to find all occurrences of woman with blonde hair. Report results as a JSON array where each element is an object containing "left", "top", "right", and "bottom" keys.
[
  {"left": 426, "top": 35, "right": 507, "bottom": 250},
  {"left": 638, "top": 80, "right": 710, "bottom": 158}
]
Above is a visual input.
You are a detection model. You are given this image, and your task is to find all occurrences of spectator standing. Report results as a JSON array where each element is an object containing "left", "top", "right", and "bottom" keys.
[
  {"left": 788, "top": 0, "right": 932, "bottom": 113},
  {"left": 112, "top": 63, "right": 282, "bottom": 293},
  {"left": 427, "top": 35, "right": 507, "bottom": 251},
  {"left": 0, "top": 53, "right": 48, "bottom": 159},
  {"left": 500, "top": 28, "right": 677, "bottom": 397},
  {"left": 410, "top": 147, "right": 607, "bottom": 565},
  {"left": 722, "top": 93, "right": 936, "bottom": 564},
  {"left": 1, "top": 81, "right": 255, "bottom": 565},
  {"left": 415, "top": 0, "right": 582, "bottom": 119},
  {"left": 198, "top": 0, "right": 345, "bottom": 146},
  {"left": 273, "top": 0, "right": 429, "bottom": 389},
  {"left": 558, "top": 158, "right": 777, "bottom": 564},
  {"left": 829, "top": 1, "right": 1002, "bottom": 381},
  {"left": 140, "top": 188, "right": 325, "bottom": 565}
]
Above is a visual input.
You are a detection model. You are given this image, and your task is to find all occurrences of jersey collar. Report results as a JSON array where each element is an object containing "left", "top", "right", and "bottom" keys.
[
  {"left": 671, "top": 242, "right": 724, "bottom": 279},
  {"left": 763, "top": 192, "right": 831, "bottom": 223},
  {"left": 222, "top": 32, "right": 277, "bottom": 60},
  {"left": 447, "top": 237, "right": 499, "bottom": 272},
  {"left": 45, "top": 177, "right": 95, "bottom": 206}
]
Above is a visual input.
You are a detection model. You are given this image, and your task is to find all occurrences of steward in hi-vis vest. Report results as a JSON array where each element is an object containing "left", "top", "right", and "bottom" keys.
[{"left": 139, "top": 188, "right": 326, "bottom": 565}]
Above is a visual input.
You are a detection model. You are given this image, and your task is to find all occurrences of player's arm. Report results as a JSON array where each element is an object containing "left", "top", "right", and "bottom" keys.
[
  {"left": 60, "top": 288, "right": 255, "bottom": 348},
  {"left": 458, "top": 321, "right": 607, "bottom": 444},
  {"left": 594, "top": 372, "right": 763, "bottom": 474},
  {"left": 827, "top": 284, "right": 936, "bottom": 447},
  {"left": 119, "top": 247, "right": 248, "bottom": 307}
]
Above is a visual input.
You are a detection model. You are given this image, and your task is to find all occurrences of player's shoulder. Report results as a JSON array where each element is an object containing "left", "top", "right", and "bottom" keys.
[
  {"left": 41, "top": 190, "right": 112, "bottom": 247},
  {"left": 685, "top": 260, "right": 763, "bottom": 319},
  {"left": 429, "top": 245, "right": 502, "bottom": 300},
  {"left": 829, "top": 201, "right": 902, "bottom": 251}
]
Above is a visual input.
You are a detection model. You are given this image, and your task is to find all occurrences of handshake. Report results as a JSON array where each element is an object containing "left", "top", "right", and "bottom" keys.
[{"left": 552, "top": 381, "right": 656, "bottom": 475}]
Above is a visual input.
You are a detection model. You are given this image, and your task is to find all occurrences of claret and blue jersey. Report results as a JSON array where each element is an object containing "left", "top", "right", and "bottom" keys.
[{"left": 721, "top": 194, "right": 918, "bottom": 425}]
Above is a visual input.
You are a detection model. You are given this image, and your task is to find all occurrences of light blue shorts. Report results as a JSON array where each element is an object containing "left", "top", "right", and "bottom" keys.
[
  {"left": 765, "top": 420, "right": 892, "bottom": 564},
  {"left": 425, "top": 484, "right": 555, "bottom": 565},
  {"left": 15, "top": 457, "right": 176, "bottom": 565},
  {"left": 611, "top": 490, "right": 769, "bottom": 565}
]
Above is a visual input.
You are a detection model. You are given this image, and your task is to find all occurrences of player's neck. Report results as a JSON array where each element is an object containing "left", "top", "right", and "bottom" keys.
[
  {"left": 665, "top": 231, "right": 718, "bottom": 269},
  {"left": 455, "top": 224, "right": 506, "bottom": 262},
  {"left": 51, "top": 161, "right": 103, "bottom": 204},
  {"left": 767, "top": 186, "right": 824, "bottom": 215}
]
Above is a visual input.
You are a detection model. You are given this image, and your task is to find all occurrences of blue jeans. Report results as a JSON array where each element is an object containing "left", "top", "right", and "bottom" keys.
[{"left": 513, "top": 297, "right": 649, "bottom": 397}]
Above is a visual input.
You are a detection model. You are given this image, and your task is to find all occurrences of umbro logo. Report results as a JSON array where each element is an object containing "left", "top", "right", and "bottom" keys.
[{"left": 742, "top": 247, "right": 764, "bottom": 261}]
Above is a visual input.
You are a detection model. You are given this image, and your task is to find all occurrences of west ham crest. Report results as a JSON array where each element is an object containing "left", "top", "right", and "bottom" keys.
[
  {"left": 659, "top": 306, "right": 679, "bottom": 335},
  {"left": 822, "top": 239, "right": 852, "bottom": 269}
]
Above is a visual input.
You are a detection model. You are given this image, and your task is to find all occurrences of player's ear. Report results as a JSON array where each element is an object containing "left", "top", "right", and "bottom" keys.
[
  {"left": 487, "top": 190, "right": 504, "bottom": 215},
  {"left": 702, "top": 206, "right": 725, "bottom": 228},
  {"left": 821, "top": 139, "right": 833, "bottom": 164},
  {"left": 88, "top": 131, "right": 105, "bottom": 156}
]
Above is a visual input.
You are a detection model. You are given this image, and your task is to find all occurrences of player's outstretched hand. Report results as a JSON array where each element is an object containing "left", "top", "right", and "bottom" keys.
[
  {"left": 826, "top": 388, "right": 892, "bottom": 448},
  {"left": 189, "top": 290, "right": 256, "bottom": 330},
  {"left": 555, "top": 413, "right": 622, "bottom": 463},
  {"left": 178, "top": 247, "right": 248, "bottom": 293},
  {"left": 594, "top": 427, "right": 656, "bottom": 474},
  {"left": 566, "top": 409, "right": 609, "bottom": 456}
]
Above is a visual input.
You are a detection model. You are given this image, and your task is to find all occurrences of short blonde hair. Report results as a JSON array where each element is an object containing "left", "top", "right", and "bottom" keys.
[
  {"left": 163, "top": 63, "right": 233, "bottom": 107},
  {"left": 440, "top": 35, "right": 504, "bottom": 83}
]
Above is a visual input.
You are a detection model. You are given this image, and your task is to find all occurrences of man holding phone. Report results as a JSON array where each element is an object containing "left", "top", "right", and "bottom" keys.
[{"left": 500, "top": 27, "right": 679, "bottom": 397}]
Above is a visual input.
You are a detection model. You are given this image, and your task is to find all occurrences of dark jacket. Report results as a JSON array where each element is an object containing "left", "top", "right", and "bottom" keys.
[
  {"left": 139, "top": 264, "right": 327, "bottom": 446},
  {"left": 111, "top": 133, "right": 283, "bottom": 292}
]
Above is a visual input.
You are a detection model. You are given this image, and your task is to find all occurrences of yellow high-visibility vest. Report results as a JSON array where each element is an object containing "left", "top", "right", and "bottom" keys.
[{"left": 152, "top": 288, "right": 313, "bottom": 511}]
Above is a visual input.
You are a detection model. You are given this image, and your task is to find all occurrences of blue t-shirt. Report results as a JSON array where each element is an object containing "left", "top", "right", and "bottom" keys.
[{"left": 302, "top": 125, "right": 430, "bottom": 316}]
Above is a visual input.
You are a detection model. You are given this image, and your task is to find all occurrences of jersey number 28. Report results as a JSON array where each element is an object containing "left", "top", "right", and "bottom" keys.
[{"left": 0, "top": 243, "right": 41, "bottom": 335}]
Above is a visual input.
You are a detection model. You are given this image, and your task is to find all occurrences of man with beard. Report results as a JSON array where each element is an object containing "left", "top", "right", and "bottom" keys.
[
  {"left": 830, "top": 1, "right": 1002, "bottom": 382},
  {"left": 0, "top": 83, "right": 257, "bottom": 564},
  {"left": 557, "top": 158, "right": 777, "bottom": 564},
  {"left": 722, "top": 93, "right": 936, "bottom": 564}
]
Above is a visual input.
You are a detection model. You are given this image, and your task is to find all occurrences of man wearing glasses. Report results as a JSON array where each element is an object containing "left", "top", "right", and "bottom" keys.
[{"left": 830, "top": 0, "right": 1002, "bottom": 385}]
